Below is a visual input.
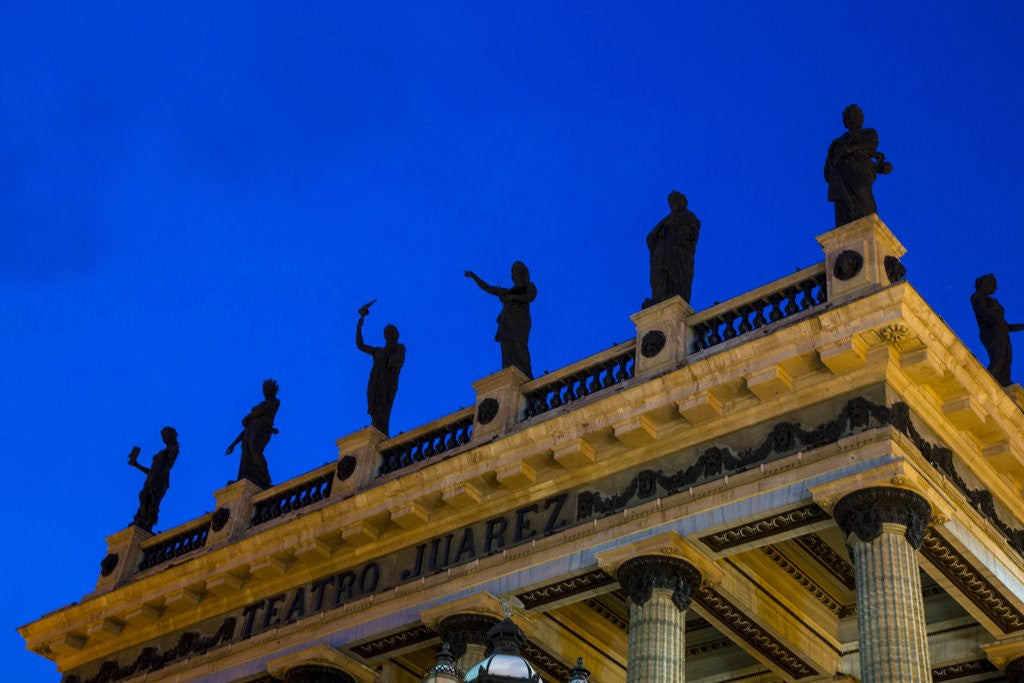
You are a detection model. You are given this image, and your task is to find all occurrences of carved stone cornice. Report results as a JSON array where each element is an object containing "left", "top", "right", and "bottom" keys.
[
  {"left": 833, "top": 486, "right": 931, "bottom": 548},
  {"left": 930, "top": 658, "right": 998, "bottom": 681},
  {"left": 760, "top": 545, "right": 842, "bottom": 615},
  {"left": 515, "top": 569, "right": 616, "bottom": 610},
  {"left": 617, "top": 555, "right": 702, "bottom": 612},
  {"left": 793, "top": 533, "right": 856, "bottom": 589},
  {"left": 700, "top": 504, "right": 829, "bottom": 552},
  {"left": 919, "top": 528, "right": 1024, "bottom": 633},
  {"left": 349, "top": 625, "right": 436, "bottom": 659},
  {"left": 438, "top": 613, "right": 500, "bottom": 660},
  {"left": 694, "top": 586, "right": 817, "bottom": 679}
]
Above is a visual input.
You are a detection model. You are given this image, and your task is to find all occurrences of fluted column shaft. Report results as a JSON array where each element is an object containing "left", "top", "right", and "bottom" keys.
[
  {"left": 618, "top": 555, "right": 701, "bottom": 683},
  {"left": 834, "top": 487, "right": 932, "bottom": 683}
]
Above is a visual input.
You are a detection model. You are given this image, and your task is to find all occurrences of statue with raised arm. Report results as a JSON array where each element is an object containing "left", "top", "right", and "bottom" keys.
[
  {"left": 465, "top": 261, "right": 537, "bottom": 378},
  {"left": 825, "top": 104, "right": 893, "bottom": 227},
  {"left": 356, "top": 300, "right": 405, "bottom": 436},
  {"left": 225, "top": 379, "right": 279, "bottom": 489},
  {"left": 127, "top": 426, "right": 179, "bottom": 532},
  {"left": 644, "top": 190, "right": 701, "bottom": 308},
  {"left": 971, "top": 274, "right": 1024, "bottom": 386}
]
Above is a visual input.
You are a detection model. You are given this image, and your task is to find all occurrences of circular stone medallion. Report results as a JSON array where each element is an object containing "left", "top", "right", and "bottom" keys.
[
  {"left": 477, "top": 398, "right": 499, "bottom": 425},
  {"left": 641, "top": 330, "right": 667, "bottom": 358},
  {"left": 833, "top": 250, "right": 864, "bottom": 280}
]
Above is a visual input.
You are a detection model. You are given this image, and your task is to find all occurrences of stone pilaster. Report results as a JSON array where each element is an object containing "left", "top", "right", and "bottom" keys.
[
  {"left": 617, "top": 555, "right": 702, "bottom": 683},
  {"left": 834, "top": 487, "right": 932, "bottom": 683},
  {"left": 438, "top": 612, "right": 500, "bottom": 673}
]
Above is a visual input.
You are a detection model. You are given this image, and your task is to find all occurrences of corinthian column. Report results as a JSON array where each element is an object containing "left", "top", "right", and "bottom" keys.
[
  {"left": 617, "top": 555, "right": 702, "bottom": 683},
  {"left": 833, "top": 487, "right": 932, "bottom": 683}
]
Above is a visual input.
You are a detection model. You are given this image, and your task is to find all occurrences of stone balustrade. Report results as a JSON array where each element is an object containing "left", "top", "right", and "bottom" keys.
[
  {"left": 100, "top": 258, "right": 853, "bottom": 587},
  {"left": 688, "top": 263, "right": 827, "bottom": 353}
]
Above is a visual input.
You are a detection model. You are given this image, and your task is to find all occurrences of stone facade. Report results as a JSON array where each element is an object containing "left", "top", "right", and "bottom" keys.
[{"left": 19, "top": 215, "right": 1024, "bottom": 682}]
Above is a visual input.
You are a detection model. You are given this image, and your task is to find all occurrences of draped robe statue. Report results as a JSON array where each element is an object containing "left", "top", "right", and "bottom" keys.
[
  {"left": 825, "top": 104, "right": 892, "bottom": 226},
  {"left": 128, "top": 426, "right": 179, "bottom": 532},
  {"left": 356, "top": 308, "right": 405, "bottom": 436},
  {"left": 225, "top": 379, "right": 279, "bottom": 489},
  {"left": 465, "top": 261, "right": 537, "bottom": 378},
  {"left": 971, "top": 274, "right": 1024, "bottom": 386},
  {"left": 645, "top": 190, "right": 700, "bottom": 307}
]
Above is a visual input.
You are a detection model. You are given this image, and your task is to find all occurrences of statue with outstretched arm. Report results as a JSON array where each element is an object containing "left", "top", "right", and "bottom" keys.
[
  {"left": 128, "top": 426, "right": 179, "bottom": 532},
  {"left": 465, "top": 261, "right": 537, "bottom": 378},
  {"left": 971, "top": 274, "right": 1024, "bottom": 386},
  {"left": 356, "top": 300, "right": 405, "bottom": 436},
  {"left": 225, "top": 379, "right": 279, "bottom": 489}
]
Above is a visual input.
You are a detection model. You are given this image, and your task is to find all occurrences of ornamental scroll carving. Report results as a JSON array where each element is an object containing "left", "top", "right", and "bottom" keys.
[
  {"left": 617, "top": 555, "right": 702, "bottom": 612},
  {"left": 833, "top": 487, "right": 931, "bottom": 549},
  {"left": 63, "top": 617, "right": 237, "bottom": 683}
]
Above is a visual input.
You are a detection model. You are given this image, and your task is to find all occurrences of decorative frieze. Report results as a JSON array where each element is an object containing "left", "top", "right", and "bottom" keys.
[
  {"left": 919, "top": 528, "right": 1024, "bottom": 633},
  {"left": 930, "top": 658, "right": 998, "bottom": 681},
  {"left": 793, "top": 533, "right": 856, "bottom": 589},
  {"left": 700, "top": 505, "right": 829, "bottom": 552},
  {"left": 516, "top": 569, "right": 616, "bottom": 610},
  {"left": 694, "top": 586, "right": 817, "bottom": 679},
  {"left": 349, "top": 625, "right": 436, "bottom": 660}
]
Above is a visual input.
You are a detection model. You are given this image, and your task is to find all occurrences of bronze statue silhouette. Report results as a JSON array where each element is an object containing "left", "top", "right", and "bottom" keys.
[
  {"left": 128, "top": 426, "right": 179, "bottom": 532},
  {"left": 825, "top": 104, "right": 892, "bottom": 227},
  {"left": 971, "top": 274, "right": 1024, "bottom": 386},
  {"left": 644, "top": 190, "right": 701, "bottom": 307},
  {"left": 356, "top": 300, "right": 405, "bottom": 436},
  {"left": 225, "top": 379, "right": 279, "bottom": 489},
  {"left": 465, "top": 261, "right": 537, "bottom": 378}
]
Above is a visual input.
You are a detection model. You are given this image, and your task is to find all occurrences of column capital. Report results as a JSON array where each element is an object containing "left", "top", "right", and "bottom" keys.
[
  {"left": 833, "top": 486, "right": 932, "bottom": 549},
  {"left": 618, "top": 554, "right": 702, "bottom": 611},
  {"left": 437, "top": 613, "right": 501, "bottom": 660},
  {"left": 595, "top": 530, "right": 723, "bottom": 586}
]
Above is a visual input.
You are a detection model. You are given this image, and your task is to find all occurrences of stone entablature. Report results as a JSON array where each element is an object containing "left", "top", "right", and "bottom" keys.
[{"left": 19, "top": 215, "right": 1024, "bottom": 682}]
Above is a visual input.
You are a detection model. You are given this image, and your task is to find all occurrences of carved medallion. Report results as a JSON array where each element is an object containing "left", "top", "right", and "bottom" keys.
[
  {"left": 336, "top": 455, "right": 357, "bottom": 481},
  {"left": 99, "top": 553, "right": 119, "bottom": 577},
  {"left": 477, "top": 398, "right": 499, "bottom": 425},
  {"left": 210, "top": 507, "right": 231, "bottom": 532},
  {"left": 879, "top": 323, "right": 908, "bottom": 343},
  {"left": 884, "top": 255, "right": 906, "bottom": 284},
  {"left": 640, "top": 330, "right": 667, "bottom": 358},
  {"left": 833, "top": 250, "right": 864, "bottom": 280}
]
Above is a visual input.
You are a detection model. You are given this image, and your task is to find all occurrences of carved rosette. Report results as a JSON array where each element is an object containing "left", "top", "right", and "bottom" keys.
[
  {"left": 99, "top": 553, "right": 119, "bottom": 577},
  {"left": 210, "top": 507, "right": 230, "bottom": 532},
  {"left": 617, "top": 555, "right": 702, "bottom": 612},
  {"left": 476, "top": 398, "right": 499, "bottom": 425},
  {"left": 438, "top": 613, "right": 500, "bottom": 660},
  {"left": 283, "top": 665, "right": 355, "bottom": 683},
  {"left": 1006, "top": 656, "right": 1024, "bottom": 682},
  {"left": 833, "top": 249, "right": 864, "bottom": 280},
  {"left": 336, "top": 455, "right": 357, "bottom": 481},
  {"left": 640, "top": 330, "right": 667, "bottom": 358},
  {"left": 833, "top": 487, "right": 931, "bottom": 549}
]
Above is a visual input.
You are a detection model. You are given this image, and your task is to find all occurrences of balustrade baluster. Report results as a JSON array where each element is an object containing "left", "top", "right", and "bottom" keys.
[
  {"left": 784, "top": 287, "right": 799, "bottom": 315},
  {"left": 768, "top": 294, "right": 784, "bottom": 322},
  {"left": 723, "top": 313, "right": 738, "bottom": 340},
  {"left": 737, "top": 305, "right": 754, "bottom": 333},
  {"left": 707, "top": 317, "right": 723, "bottom": 346},
  {"left": 800, "top": 280, "right": 816, "bottom": 309}
]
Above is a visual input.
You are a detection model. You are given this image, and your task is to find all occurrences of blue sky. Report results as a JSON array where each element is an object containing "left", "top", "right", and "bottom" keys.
[{"left": 4, "top": 2, "right": 1024, "bottom": 679}]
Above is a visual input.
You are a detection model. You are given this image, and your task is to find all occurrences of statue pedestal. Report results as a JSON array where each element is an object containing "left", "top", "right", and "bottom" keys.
[
  {"left": 90, "top": 525, "right": 152, "bottom": 596},
  {"left": 471, "top": 366, "right": 530, "bottom": 443},
  {"left": 208, "top": 479, "right": 263, "bottom": 544},
  {"left": 334, "top": 426, "right": 388, "bottom": 496},
  {"left": 630, "top": 296, "right": 694, "bottom": 378},
  {"left": 816, "top": 214, "right": 906, "bottom": 305}
]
